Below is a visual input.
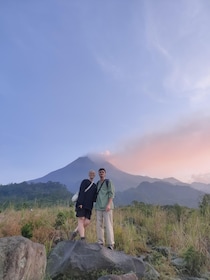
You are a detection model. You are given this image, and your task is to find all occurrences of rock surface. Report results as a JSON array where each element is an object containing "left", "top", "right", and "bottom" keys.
[
  {"left": 97, "top": 272, "right": 138, "bottom": 279},
  {"left": 0, "top": 235, "right": 46, "bottom": 280},
  {"left": 46, "top": 240, "right": 145, "bottom": 279}
]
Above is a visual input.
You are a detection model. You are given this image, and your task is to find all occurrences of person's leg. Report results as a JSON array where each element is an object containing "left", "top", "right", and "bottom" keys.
[
  {"left": 71, "top": 209, "right": 92, "bottom": 241},
  {"left": 104, "top": 210, "right": 114, "bottom": 248},
  {"left": 78, "top": 209, "right": 91, "bottom": 240},
  {"left": 78, "top": 210, "right": 91, "bottom": 240},
  {"left": 96, "top": 210, "right": 104, "bottom": 245},
  {"left": 73, "top": 226, "right": 78, "bottom": 232},
  {"left": 77, "top": 217, "right": 85, "bottom": 238},
  {"left": 69, "top": 230, "right": 77, "bottom": 240},
  {"left": 83, "top": 218, "right": 90, "bottom": 228},
  {"left": 70, "top": 208, "right": 83, "bottom": 240}
]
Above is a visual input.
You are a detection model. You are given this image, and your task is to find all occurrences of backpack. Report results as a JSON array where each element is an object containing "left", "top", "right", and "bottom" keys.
[
  {"left": 96, "top": 179, "right": 110, "bottom": 194},
  {"left": 95, "top": 179, "right": 114, "bottom": 203},
  {"left": 97, "top": 179, "right": 109, "bottom": 188}
]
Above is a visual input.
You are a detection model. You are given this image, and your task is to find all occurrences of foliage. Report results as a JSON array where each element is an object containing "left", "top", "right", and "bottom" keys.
[
  {"left": 171, "top": 203, "right": 183, "bottom": 222},
  {"left": 21, "top": 222, "right": 34, "bottom": 239},
  {"left": 0, "top": 181, "right": 71, "bottom": 210},
  {"left": 131, "top": 201, "right": 154, "bottom": 216},
  {"left": 183, "top": 246, "right": 206, "bottom": 276},
  {"left": 54, "top": 210, "right": 69, "bottom": 228},
  {"left": 199, "top": 194, "right": 210, "bottom": 216},
  {"left": 1, "top": 203, "right": 210, "bottom": 278}
]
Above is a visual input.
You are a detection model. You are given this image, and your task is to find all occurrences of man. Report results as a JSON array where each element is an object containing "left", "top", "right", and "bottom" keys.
[
  {"left": 95, "top": 168, "right": 115, "bottom": 250},
  {"left": 70, "top": 170, "right": 97, "bottom": 241}
]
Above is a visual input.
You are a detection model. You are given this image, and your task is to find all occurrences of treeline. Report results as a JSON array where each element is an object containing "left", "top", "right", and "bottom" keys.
[{"left": 0, "top": 181, "right": 72, "bottom": 210}]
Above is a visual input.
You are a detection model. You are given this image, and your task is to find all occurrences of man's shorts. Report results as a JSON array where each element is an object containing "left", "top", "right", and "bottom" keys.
[{"left": 76, "top": 208, "right": 92, "bottom": 220}]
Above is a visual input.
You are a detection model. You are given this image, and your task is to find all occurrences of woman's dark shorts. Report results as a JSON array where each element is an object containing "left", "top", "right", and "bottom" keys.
[{"left": 76, "top": 208, "right": 92, "bottom": 220}]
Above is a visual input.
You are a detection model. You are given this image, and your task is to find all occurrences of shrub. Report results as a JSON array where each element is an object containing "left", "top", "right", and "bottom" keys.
[
  {"left": 183, "top": 246, "right": 206, "bottom": 276},
  {"left": 21, "top": 222, "right": 34, "bottom": 239},
  {"left": 54, "top": 211, "right": 68, "bottom": 228}
]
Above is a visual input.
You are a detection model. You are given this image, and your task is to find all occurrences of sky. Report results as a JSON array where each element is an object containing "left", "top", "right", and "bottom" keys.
[{"left": 1, "top": 0, "right": 210, "bottom": 185}]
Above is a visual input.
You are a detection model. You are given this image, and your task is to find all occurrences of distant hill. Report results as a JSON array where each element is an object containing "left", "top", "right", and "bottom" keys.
[
  {"left": 191, "top": 182, "right": 210, "bottom": 194},
  {"left": 115, "top": 181, "right": 204, "bottom": 208},
  {"left": 0, "top": 181, "right": 71, "bottom": 209}
]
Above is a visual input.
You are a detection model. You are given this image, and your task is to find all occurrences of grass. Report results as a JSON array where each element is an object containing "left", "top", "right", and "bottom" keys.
[{"left": 1, "top": 202, "right": 210, "bottom": 278}]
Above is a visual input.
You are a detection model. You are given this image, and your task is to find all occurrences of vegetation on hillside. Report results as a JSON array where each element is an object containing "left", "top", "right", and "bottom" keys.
[
  {"left": 0, "top": 181, "right": 72, "bottom": 210},
  {"left": 0, "top": 196, "right": 210, "bottom": 278}
]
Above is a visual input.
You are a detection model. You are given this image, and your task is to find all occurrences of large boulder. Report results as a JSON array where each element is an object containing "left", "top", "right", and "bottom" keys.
[
  {"left": 46, "top": 240, "right": 145, "bottom": 279},
  {"left": 0, "top": 235, "right": 46, "bottom": 280},
  {"left": 97, "top": 272, "right": 138, "bottom": 279}
]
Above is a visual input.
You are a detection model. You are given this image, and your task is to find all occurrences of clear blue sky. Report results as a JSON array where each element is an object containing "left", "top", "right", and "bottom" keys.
[{"left": 1, "top": 0, "right": 210, "bottom": 184}]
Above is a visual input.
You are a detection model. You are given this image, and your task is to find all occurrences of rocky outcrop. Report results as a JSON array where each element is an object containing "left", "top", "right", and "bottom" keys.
[
  {"left": 0, "top": 235, "right": 46, "bottom": 280},
  {"left": 46, "top": 240, "right": 146, "bottom": 279},
  {"left": 97, "top": 272, "right": 138, "bottom": 279}
]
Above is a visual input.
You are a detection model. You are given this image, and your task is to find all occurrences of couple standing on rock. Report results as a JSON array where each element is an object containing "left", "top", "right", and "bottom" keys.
[{"left": 70, "top": 168, "right": 115, "bottom": 250}]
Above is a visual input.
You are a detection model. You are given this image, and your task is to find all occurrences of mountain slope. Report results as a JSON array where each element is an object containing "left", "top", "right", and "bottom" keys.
[
  {"left": 115, "top": 181, "right": 204, "bottom": 208},
  {"left": 28, "top": 156, "right": 206, "bottom": 208},
  {"left": 191, "top": 182, "right": 210, "bottom": 193},
  {"left": 0, "top": 181, "right": 71, "bottom": 208},
  {"left": 29, "top": 156, "right": 160, "bottom": 192}
]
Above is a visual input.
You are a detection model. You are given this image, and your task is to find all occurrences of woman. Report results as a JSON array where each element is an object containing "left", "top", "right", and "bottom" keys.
[{"left": 70, "top": 170, "right": 97, "bottom": 241}]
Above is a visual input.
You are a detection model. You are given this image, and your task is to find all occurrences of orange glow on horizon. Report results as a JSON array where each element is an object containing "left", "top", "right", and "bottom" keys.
[{"left": 106, "top": 115, "right": 210, "bottom": 183}]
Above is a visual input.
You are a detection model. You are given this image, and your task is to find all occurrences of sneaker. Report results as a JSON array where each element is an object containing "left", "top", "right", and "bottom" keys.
[
  {"left": 107, "top": 245, "right": 114, "bottom": 250},
  {"left": 69, "top": 231, "right": 77, "bottom": 240}
]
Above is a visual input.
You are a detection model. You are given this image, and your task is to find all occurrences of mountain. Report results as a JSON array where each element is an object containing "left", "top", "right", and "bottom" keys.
[
  {"left": 28, "top": 156, "right": 206, "bottom": 208},
  {"left": 191, "top": 182, "right": 210, "bottom": 193},
  {"left": 115, "top": 181, "right": 204, "bottom": 208},
  {"left": 162, "top": 177, "right": 188, "bottom": 186},
  {"left": 29, "top": 156, "right": 161, "bottom": 192}
]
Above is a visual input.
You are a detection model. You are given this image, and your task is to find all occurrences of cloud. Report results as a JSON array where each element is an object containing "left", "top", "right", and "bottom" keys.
[
  {"left": 95, "top": 55, "right": 124, "bottom": 81},
  {"left": 143, "top": 0, "right": 210, "bottom": 107},
  {"left": 107, "top": 114, "right": 210, "bottom": 183},
  {"left": 191, "top": 172, "right": 210, "bottom": 184},
  {"left": 100, "top": 150, "right": 111, "bottom": 157},
  {"left": 164, "top": 61, "right": 210, "bottom": 105}
]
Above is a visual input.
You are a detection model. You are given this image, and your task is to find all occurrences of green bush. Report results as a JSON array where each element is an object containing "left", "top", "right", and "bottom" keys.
[
  {"left": 183, "top": 246, "right": 205, "bottom": 276},
  {"left": 21, "top": 222, "right": 34, "bottom": 239},
  {"left": 54, "top": 211, "right": 68, "bottom": 228}
]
